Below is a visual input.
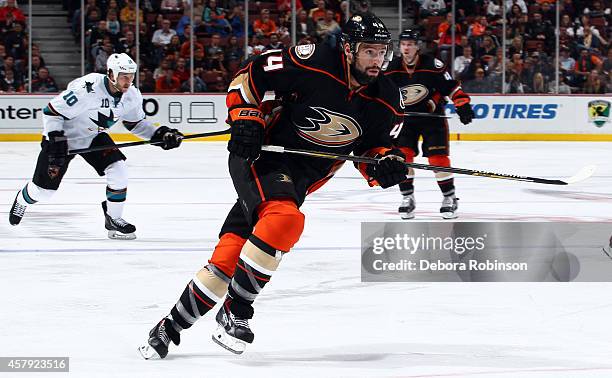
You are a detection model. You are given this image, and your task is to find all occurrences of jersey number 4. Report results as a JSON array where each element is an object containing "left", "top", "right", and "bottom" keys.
[
  {"left": 263, "top": 52, "right": 283, "bottom": 72},
  {"left": 62, "top": 91, "right": 78, "bottom": 106},
  {"left": 390, "top": 121, "right": 404, "bottom": 139}
]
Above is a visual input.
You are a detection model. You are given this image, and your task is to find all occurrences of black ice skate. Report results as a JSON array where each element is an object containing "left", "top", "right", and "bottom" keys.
[
  {"left": 212, "top": 298, "right": 254, "bottom": 354},
  {"left": 9, "top": 193, "right": 27, "bottom": 226},
  {"left": 440, "top": 195, "right": 459, "bottom": 219},
  {"left": 398, "top": 193, "right": 415, "bottom": 220},
  {"left": 138, "top": 317, "right": 180, "bottom": 359},
  {"left": 101, "top": 201, "right": 136, "bottom": 239}
]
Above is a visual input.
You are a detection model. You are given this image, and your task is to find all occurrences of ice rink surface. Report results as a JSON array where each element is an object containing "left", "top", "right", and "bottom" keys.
[{"left": 1, "top": 141, "right": 612, "bottom": 378}]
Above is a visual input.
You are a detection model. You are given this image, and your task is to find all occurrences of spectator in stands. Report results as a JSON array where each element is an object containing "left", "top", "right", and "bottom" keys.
[
  {"left": 203, "top": 0, "right": 231, "bottom": 36},
  {"left": 0, "top": 0, "right": 25, "bottom": 23},
  {"left": 175, "top": 8, "right": 191, "bottom": 37},
  {"left": 420, "top": 0, "right": 446, "bottom": 17},
  {"left": 574, "top": 48, "right": 603, "bottom": 85},
  {"left": 485, "top": 0, "right": 501, "bottom": 17},
  {"left": 206, "top": 33, "right": 225, "bottom": 57},
  {"left": 463, "top": 68, "right": 496, "bottom": 93},
  {"left": 507, "top": 35, "right": 525, "bottom": 59},
  {"left": 559, "top": 47, "right": 576, "bottom": 80},
  {"left": 606, "top": 72, "right": 612, "bottom": 94},
  {"left": 265, "top": 32, "right": 285, "bottom": 51},
  {"left": 0, "top": 55, "right": 19, "bottom": 78},
  {"left": 253, "top": 9, "right": 277, "bottom": 37},
  {"left": 29, "top": 55, "right": 43, "bottom": 79},
  {"left": 554, "top": 75, "right": 572, "bottom": 94},
  {"left": 227, "top": 5, "right": 247, "bottom": 37},
  {"left": 153, "top": 58, "right": 170, "bottom": 79},
  {"left": 116, "top": 30, "right": 136, "bottom": 54},
  {"left": 31, "top": 67, "right": 58, "bottom": 93},
  {"left": 505, "top": 0, "right": 527, "bottom": 13},
  {"left": 277, "top": 0, "right": 302, "bottom": 12},
  {"left": 454, "top": 45, "right": 473, "bottom": 78},
  {"left": 4, "top": 20, "right": 26, "bottom": 60},
  {"left": 0, "top": 69, "right": 23, "bottom": 92},
  {"left": 156, "top": 68, "right": 181, "bottom": 92},
  {"left": 192, "top": 0, "right": 205, "bottom": 19},
  {"left": 120, "top": 0, "right": 143, "bottom": 29},
  {"left": 180, "top": 33, "right": 204, "bottom": 59},
  {"left": 504, "top": 71, "right": 525, "bottom": 93},
  {"left": 578, "top": 26, "right": 604, "bottom": 52},
  {"left": 351, "top": 0, "right": 370, "bottom": 15},
  {"left": 296, "top": 9, "right": 316, "bottom": 41},
  {"left": 437, "top": 12, "right": 462, "bottom": 64},
  {"left": 584, "top": 69, "right": 605, "bottom": 94},
  {"left": 106, "top": 10, "right": 121, "bottom": 36},
  {"left": 528, "top": 72, "right": 548, "bottom": 93},
  {"left": 506, "top": 3, "right": 527, "bottom": 38},
  {"left": 161, "top": 0, "right": 183, "bottom": 13},
  {"left": 85, "top": 8, "right": 101, "bottom": 33},
  {"left": 468, "top": 16, "right": 487, "bottom": 40},
  {"left": 583, "top": 0, "right": 610, "bottom": 18},
  {"left": 525, "top": 12, "right": 554, "bottom": 50},
  {"left": 309, "top": 0, "right": 327, "bottom": 23},
  {"left": 204, "top": 51, "right": 227, "bottom": 80},
  {"left": 561, "top": 0, "right": 576, "bottom": 18},
  {"left": 30, "top": 43, "right": 44, "bottom": 66},
  {"left": 0, "top": 45, "right": 6, "bottom": 66},
  {"left": 180, "top": 75, "right": 208, "bottom": 92},
  {"left": 478, "top": 35, "right": 497, "bottom": 61},
  {"left": 316, "top": 9, "right": 341, "bottom": 47},
  {"left": 138, "top": 70, "right": 155, "bottom": 92},
  {"left": 152, "top": 19, "right": 177, "bottom": 48},
  {"left": 224, "top": 35, "right": 242, "bottom": 63},
  {"left": 174, "top": 57, "right": 190, "bottom": 82},
  {"left": 90, "top": 20, "right": 113, "bottom": 49},
  {"left": 247, "top": 35, "right": 265, "bottom": 57},
  {"left": 95, "top": 40, "right": 114, "bottom": 72}
]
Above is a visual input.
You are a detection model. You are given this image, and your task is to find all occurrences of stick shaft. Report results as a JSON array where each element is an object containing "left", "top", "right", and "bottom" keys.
[
  {"left": 68, "top": 129, "right": 230, "bottom": 155},
  {"left": 261, "top": 145, "right": 567, "bottom": 185}
]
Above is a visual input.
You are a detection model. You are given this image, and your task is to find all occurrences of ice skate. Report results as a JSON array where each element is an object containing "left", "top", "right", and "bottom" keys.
[
  {"left": 212, "top": 299, "right": 254, "bottom": 354},
  {"left": 9, "top": 193, "right": 27, "bottom": 226},
  {"left": 138, "top": 317, "right": 180, "bottom": 360},
  {"left": 398, "top": 193, "right": 415, "bottom": 219},
  {"left": 102, "top": 201, "right": 136, "bottom": 239},
  {"left": 440, "top": 195, "right": 458, "bottom": 219}
]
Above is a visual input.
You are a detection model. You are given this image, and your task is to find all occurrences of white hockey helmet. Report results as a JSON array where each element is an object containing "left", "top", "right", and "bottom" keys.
[{"left": 107, "top": 53, "right": 137, "bottom": 84}]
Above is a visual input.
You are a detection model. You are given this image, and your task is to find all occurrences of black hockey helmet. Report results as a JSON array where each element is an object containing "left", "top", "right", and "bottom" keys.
[
  {"left": 399, "top": 28, "right": 421, "bottom": 42},
  {"left": 340, "top": 13, "right": 393, "bottom": 71}
]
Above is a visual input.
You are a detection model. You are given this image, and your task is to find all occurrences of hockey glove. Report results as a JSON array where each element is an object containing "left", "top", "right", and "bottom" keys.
[
  {"left": 151, "top": 126, "right": 184, "bottom": 150},
  {"left": 227, "top": 106, "right": 265, "bottom": 161},
  {"left": 367, "top": 150, "right": 408, "bottom": 189},
  {"left": 47, "top": 130, "right": 68, "bottom": 179},
  {"left": 456, "top": 103, "right": 474, "bottom": 125}
]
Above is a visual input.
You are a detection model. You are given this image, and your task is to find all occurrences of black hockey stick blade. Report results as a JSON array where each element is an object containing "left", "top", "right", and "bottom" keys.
[
  {"left": 261, "top": 145, "right": 596, "bottom": 186},
  {"left": 404, "top": 112, "right": 452, "bottom": 119},
  {"left": 68, "top": 129, "right": 230, "bottom": 155}
]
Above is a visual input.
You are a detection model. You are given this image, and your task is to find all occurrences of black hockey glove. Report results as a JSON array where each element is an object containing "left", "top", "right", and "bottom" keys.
[
  {"left": 227, "top": 106, "right": 266, "bottom": 161},
  {"left": 151, "top": 126, "right": 184, "bottom": 150},
  {"left": 367, "top": 150, "right": 408, "bottom": 189},
  {"left": 47, "top": 130, "right": 68, "bottom": 179},
  {"left": 456, "top": 103, "right": 474, "bottom": 125}
]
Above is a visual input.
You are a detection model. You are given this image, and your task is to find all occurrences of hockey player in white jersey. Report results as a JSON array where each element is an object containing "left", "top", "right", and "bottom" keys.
[{"left": 8, "top": 53, "right": 183, "bottom": 239}]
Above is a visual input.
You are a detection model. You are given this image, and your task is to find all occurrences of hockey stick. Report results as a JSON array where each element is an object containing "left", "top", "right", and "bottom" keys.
[
  {"left": 404, "top": 112, "right": 451, "bottom": 119},
  {"left": 68, "top": 129, "right": 230, "bottom": 155},
  {"left": 261, "top": 145, "right": 596, "bottom": 186}
]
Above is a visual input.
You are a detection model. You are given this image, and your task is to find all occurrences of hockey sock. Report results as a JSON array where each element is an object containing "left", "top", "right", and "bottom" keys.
[
  {"left": 227, "top": 235, "right": 283, "bottom": 315},
  {"left": 105, "top": 186, "right": 126, "bottom": 219},
  {"left": 169, "top": 266, "right": 229, "bottom": 332},
  {"left": 429, "top": 156, "right": 455, "bottom": 197},
  {"left": 17, "top": 182, "right": 55, "bottom": 205}
]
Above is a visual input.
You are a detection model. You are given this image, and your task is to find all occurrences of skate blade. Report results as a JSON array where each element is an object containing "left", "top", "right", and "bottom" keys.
[
  {"left": 138, "top": 344, "right": 161, "bottom": 360},
  {"left": 399, "top": 211, "right": 415, "bottom": 220},
  {"left": 108, "top": 230, "right": 136, "bottom": 240},
  {"left": 211, "top": 325, "right": 247, "bottom": 355}
]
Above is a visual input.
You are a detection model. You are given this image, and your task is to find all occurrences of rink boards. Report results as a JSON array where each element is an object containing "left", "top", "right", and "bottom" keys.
[{"left": 0, "top": 94, "right": 610, "bottom": 141}]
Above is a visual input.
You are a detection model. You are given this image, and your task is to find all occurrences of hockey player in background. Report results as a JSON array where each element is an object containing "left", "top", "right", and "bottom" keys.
[
  {"left": 385, "top": 29, "right": 475, "bottom": 219},
  {"left": 139, "top": 13, "right": 408, "bottom": 358},
  {"left": 8, "top": 53, "right": 183, "bottom": 239}
]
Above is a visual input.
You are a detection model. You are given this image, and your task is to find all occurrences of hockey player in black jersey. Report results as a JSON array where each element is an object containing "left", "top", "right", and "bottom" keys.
[
  {"left": 139, "top": 13, "right": 408, "bottom": 359},
  {"left": 385, "top": 29, "right": 475, "bottom": 219}
]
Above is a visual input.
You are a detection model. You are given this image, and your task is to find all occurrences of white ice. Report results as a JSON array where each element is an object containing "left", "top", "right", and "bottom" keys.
[{"left": 1, "top": 141, "right": 612, "bottom": 378}]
